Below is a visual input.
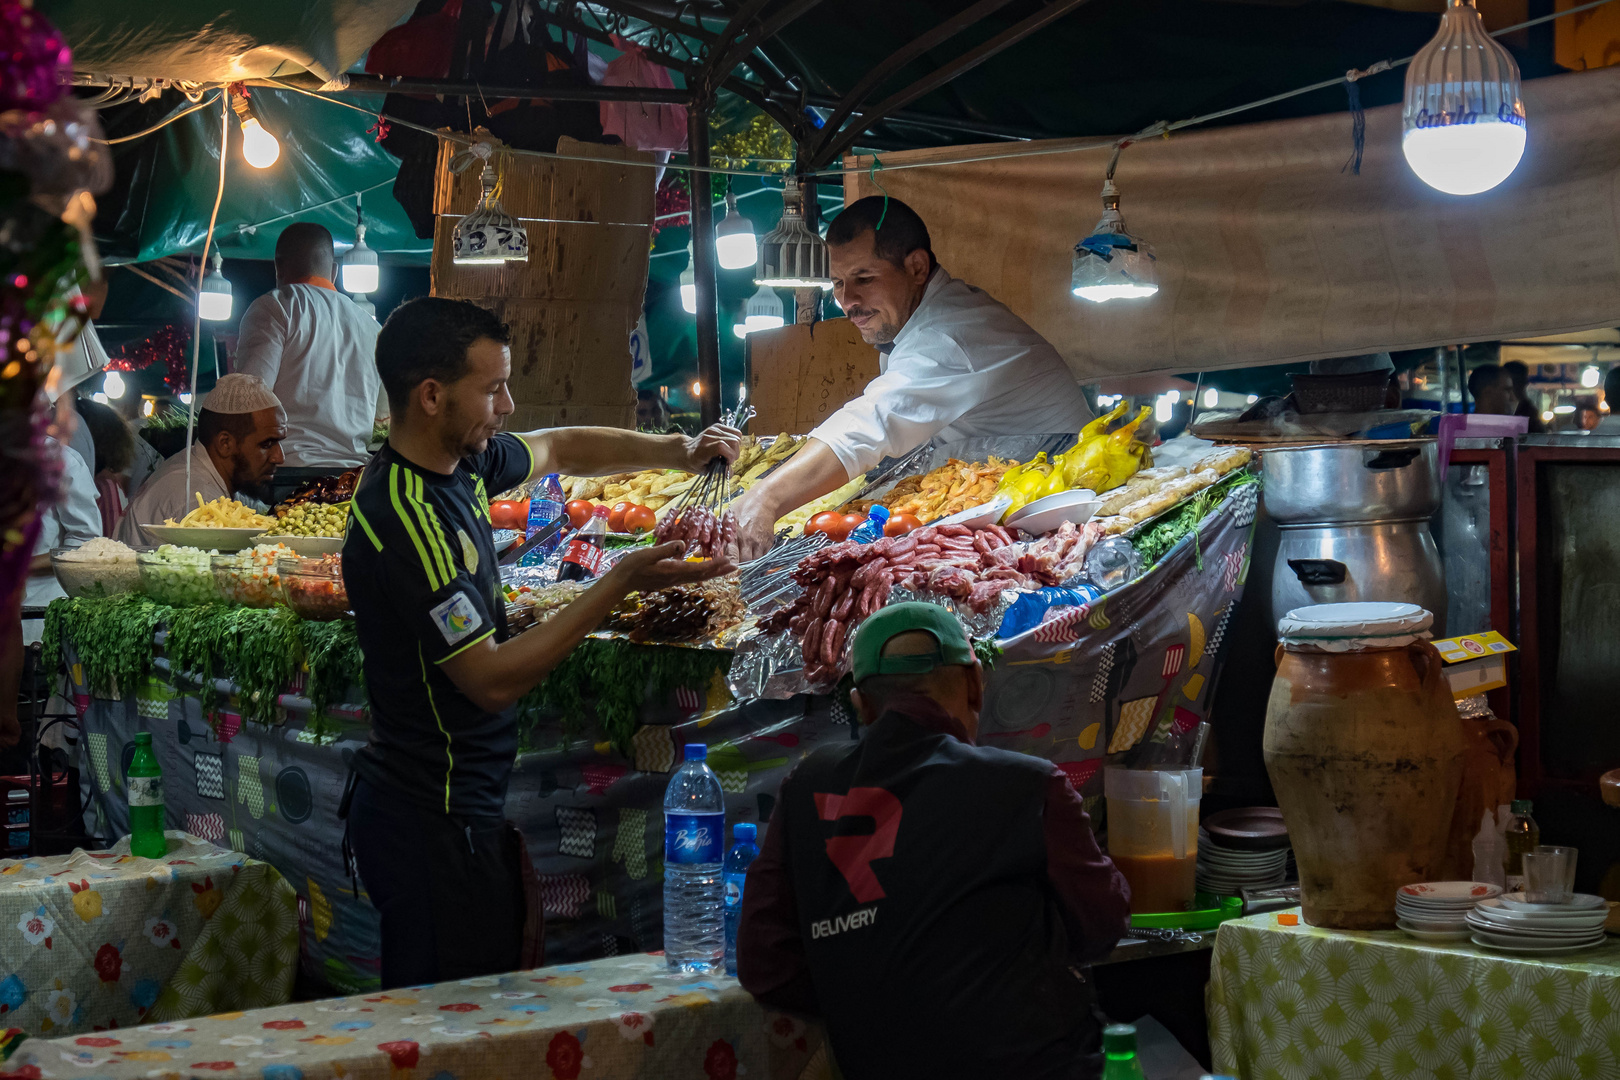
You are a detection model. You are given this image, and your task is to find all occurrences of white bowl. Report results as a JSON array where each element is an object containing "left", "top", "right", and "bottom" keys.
[
  {"left": 932, "top": 495, "right": 1013, "bottom": 530},
  {"left": 1005, "top": 489, "right": 1101, "bottom": 536},
  {"left": 1398, "top": 921, "right": 1471, "bottom": 942},
  {"left": 143, "top": 525, "right": 265, "bottom": 552},
  {"left": 255, "top": 534, "right": 344, "bottom": 557}
]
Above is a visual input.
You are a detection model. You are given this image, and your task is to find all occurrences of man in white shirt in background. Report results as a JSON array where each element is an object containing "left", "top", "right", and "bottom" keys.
[
  {"left": 234, "top": 222, "right": 381, "bottom": 503},
  {"left": 731, "top": 196, "right": 1093, "bottom": 559},
  {"left": 117, "top": 374, "right": 287, "bottom": 547}
]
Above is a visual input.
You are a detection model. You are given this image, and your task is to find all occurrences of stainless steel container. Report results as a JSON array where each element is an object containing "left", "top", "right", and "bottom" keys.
[
  {"left": 1261, "top": 441, "right": 1440, "bottom": 525},
  {"left": 1261, "top": 441, "right": 1447, "bottom": 630}
]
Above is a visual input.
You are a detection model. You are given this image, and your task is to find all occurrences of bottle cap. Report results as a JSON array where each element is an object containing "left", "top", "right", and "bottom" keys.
[
  {"left": 869, "top": 505, "right": 890, "bottom": 523},
  {"left": 684, "top": 743, "right": 707, "bottom": 762},
  {"left": 734, "top": 822, "right": 756, "bottom": 841},
  {"left": 1102, "top": 1024, "right": 1136, "bottom": 1055},
  {"left": 1512, "top": 799, "right": 1533, "bottom": 814},
  {"left": 134, "top": 732, "right": 153, "bottom": 746}
]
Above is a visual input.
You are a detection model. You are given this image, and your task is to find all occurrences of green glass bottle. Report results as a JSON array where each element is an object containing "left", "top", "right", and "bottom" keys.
[
  {"left": 127, "top": 732, "right": 167, "bottom": 859},
  {"left": 1102, "top": 1023, "right": 1147, "bottom": 1080}
]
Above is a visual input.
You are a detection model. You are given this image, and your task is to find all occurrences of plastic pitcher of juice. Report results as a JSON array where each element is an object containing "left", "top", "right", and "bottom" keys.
[{"left": 1105, "top": 767, "right": 1202, "bottom": 914}]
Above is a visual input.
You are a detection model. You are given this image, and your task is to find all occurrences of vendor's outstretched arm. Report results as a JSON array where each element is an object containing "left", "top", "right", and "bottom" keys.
[
  {"left": 516, "top": 425, "right": 740, "bottom": 482},
  {"left": 441, "top": 543, "right": 733, "bottom": 713},
  {"left": 730, "top": 438, "right": 850, "bottom": 560}
]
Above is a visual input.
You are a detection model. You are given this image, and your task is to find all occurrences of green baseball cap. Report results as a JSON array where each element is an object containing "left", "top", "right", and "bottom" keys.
[{"left": 850, "top": 602, "right": 976, "bottom": 683}]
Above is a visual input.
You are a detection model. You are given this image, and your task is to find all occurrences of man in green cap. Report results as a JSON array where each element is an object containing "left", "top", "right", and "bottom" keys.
[{"left": 737, "top": 602, "right": 1130, "bottom": 1079}]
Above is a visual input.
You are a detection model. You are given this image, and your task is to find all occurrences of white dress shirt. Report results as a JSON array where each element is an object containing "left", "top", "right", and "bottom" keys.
[
  {"left": 27, "top": 436, "right": 102, "bottom": 611},
  {"left": 235, "top": 283, "right": 381, "bottom": 469},
  {"left": 810, "top": 268, "right": 1094, "bottom": 477},
  {"left": 117, "top": 442, "right": 233, "bottom": 549}
]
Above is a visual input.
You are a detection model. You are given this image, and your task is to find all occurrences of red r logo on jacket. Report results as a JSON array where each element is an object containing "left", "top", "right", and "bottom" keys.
[{"left": 814, "top": 788, "right": 902, "bottom": 903}]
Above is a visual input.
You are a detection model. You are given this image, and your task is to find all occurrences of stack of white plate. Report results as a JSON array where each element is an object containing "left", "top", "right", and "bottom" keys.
[
  {"left": 1466, "top": 893, "right": 1610, "bottom": 954},
  {"left": 1196, "top": 829, "right": 1289, "bottom": 895},
  {"left": 1396, "top": 881, "right": 1503, "bottom": 940}
]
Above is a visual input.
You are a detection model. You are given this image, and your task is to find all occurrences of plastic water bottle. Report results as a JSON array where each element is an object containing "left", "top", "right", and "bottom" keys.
[
  {"left": 525, "top": 473, "right": 567, "bottom": 549},
  {"left": 723, "top": 822, "right": 759, "bottom": 977},
  {"left": 127, "top": 732, "right": 167, "bottom": 859},
  {"left": 1101, "top": 1023, "right": 1147, "bottom": 1080},
  {"left": 848, "top": 505, "right": 890, "bottom": 544},
  {"left": 663, "top": 744, "right": 726, "bottom": 973}
]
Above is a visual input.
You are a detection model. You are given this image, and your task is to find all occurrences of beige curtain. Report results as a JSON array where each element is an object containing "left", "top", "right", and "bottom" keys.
[{"left": 843, "top": 63, "right": 1620, "bottom": 378}]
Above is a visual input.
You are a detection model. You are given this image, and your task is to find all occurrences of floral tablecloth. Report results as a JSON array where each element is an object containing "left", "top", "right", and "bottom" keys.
[
  {"left": 1209, "top": 907, "right": 1620, "bottom": 1079},
  {"left": 0, "top": 833, "right": 297, "bottom": 1036},
  {"left": 6, "top": 952, "right": 827, "bottom": 1080}
]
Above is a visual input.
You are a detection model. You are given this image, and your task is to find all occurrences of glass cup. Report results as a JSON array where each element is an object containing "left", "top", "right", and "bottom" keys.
[{"left": 1522, "top": 845, "right": 1578, "bottom": 904}]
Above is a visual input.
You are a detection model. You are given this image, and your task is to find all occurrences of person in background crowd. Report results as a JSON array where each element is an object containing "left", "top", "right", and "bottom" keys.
[
  {"left": 1596, "top": 368, "right": 1620, "bottom": 434},
  {"left": 76, "top": 399, "right": 136, "bottom": 537},
  {"left": 1467, "top": 364, "right": 1518, "bottom": 416},
  {"left": 1502, "top": 360, "right": 1546, "bottom": 433},
  {"left": 235, "top": 223, "right": 383, "bottom": 503},
  {"left": 739, "top": 603, "right": 1131, "bottom": 1080},
  {"left": 636, "top": 389, "right": 671, "bottom": 432},
  {"left": 117, "top": 374, "right": 287, "bottom": 547}
]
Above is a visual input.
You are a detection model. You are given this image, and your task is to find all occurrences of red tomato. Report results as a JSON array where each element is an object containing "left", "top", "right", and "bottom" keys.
[
  {"left": 883, "top": 512, "right": 923, "bottom": 537},
  {"left": 608, "top": 501, "right": 635, "bottom": 532},
  {"left": 807, "top": 511, "right": 851, "bottom": 541},
  {"left": 841, "top": 513, "right": 867, "bottom": 537},
  {"left": 489, "top": 499, "right": 529, "bottom": 531},
  {"left": 565, "top": 500, "right": 595, "bottom": 529},
  {"left": 623, "top": 505, "right": 657, "bottom": 534}
]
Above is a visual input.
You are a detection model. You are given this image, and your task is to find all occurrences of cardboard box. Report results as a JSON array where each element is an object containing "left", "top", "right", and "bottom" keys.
[{"left": 1431, "top": 631, "right": 1517, "bottom": 699}]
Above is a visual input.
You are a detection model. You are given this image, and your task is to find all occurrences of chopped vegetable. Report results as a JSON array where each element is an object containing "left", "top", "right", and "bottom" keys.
[{"left": 138, "top": 545, "right": 217, "bottom": 606}]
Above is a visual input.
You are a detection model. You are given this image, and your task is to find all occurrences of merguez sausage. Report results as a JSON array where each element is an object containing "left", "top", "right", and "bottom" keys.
[{"left": 821, "top": 618, "right": 845, "bottom": 666}]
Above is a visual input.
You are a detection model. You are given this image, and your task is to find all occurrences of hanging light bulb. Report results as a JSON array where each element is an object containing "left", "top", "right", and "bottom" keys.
[
  {"left": 1581, "top": 365, "right": 1600, "bottom": 388},
  {"left": 103, "top": 370, "right": 125, "bottom": 399},
  {"left": 734, "top": 283, "right": 787, "bottom": 337},
  {"left": 1402, "top": 0, "right": 1526, "bottom": 196},
  {"left": 679, "top": 245, "right": 697, "bottom": 314},
  {"left": 1071, "top": 171, "right": 1158, "bottom": 303},
  {"left": 198, "top": 249, "right": 232, "bottom": 321},
  {"left": 229, "top": 89, "right": 280, "bottom": 169},
  {"left": 341, "top": 192, "right": 380, "bottom": 294},
  {"left": 755, "top": 176, "right": 832, "bottom": 289},
  {"left": 715, "top": 185, "right": 758, "bottom": 271},
  {"left": 452, "top": 145, "right": 529, "bottom": 265},
  {"left": 1203, "top": 387, "right": 1219, "bottom": 409}
]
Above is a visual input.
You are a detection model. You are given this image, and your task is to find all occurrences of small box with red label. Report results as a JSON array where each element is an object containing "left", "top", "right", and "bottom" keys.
[{"left": 1430, "top": 630, "right": 1517, "bottom": 699}]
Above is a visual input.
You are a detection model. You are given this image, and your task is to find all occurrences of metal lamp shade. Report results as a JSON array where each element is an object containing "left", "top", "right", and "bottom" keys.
[
  {"left": 452, "top": 164, "right": 529, "bottom": 265},
  {"left": 1071, "top": 182, "right": 1158, "bottom": 303},
  {"left": 755, "top": 178, "right": 832, "bottom": 289}
]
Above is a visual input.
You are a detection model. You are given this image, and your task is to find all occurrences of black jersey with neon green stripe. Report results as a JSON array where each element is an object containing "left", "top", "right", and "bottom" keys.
[{"left": 344, "top": 434, "right": 533, "bottom": 816}]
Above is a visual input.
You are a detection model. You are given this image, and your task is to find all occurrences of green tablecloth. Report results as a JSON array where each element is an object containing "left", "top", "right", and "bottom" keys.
[
  {"left": 1209, "top": 907, "right": 1620, "bottom": 1079},
  {"left": 8, "top": 952, "right": 826, "bottom": 1080},
  {"left": 0, "top": 833, "right": 297, "bottom": 1036}
]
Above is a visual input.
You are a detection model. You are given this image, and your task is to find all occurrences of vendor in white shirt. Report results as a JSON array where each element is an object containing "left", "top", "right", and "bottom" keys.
[
  {"left": 732, "top": 196, "right": 1093, "bottom": 559},
  {"left": 117, "top": 375, "right": 287, "bottom": 547},
  {"left": 234, "top": 222, "right": 382, "bottom": 501}
]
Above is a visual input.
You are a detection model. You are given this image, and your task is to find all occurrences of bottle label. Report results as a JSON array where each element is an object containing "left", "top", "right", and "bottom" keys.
[
  {"left": 128, "top": 776, "right": 164, "bottom": 808},
  {"left": 560, "top": 539, "right": 604, "bottom": 576},
  {"left": 665, "top": 812, "right": 725, "bottom": 864},
  {"left": 724, "top": 876, "right": 744, "bottom": 910}
]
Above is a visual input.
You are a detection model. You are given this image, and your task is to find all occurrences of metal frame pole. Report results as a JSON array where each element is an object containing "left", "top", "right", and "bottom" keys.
[{"left": 688, "top": 105, "right": 722, "bottom": 428}]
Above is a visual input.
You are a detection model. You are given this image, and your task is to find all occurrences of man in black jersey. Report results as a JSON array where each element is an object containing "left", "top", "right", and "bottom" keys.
[{"left": 345, "top": 297, "right": 738, "bottom": 987}]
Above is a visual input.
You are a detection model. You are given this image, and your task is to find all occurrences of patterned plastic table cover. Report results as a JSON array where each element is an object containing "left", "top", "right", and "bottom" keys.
[
  {"left": 0, "top": 833, "right": 297, "bottom": 1037},
  {"left": 1209, "top": 907, "right": 1620, "bottom": 1079},
  {"left": 5, "top": 952, "right": 827, "bottom": 1080}
]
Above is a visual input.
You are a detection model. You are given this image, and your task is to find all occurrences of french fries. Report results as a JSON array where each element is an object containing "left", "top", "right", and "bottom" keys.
[{"left": 165, "top": 493, "right": 276, "bottom": 530}]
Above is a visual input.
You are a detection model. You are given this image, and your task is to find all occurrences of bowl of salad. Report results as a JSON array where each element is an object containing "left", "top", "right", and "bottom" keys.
[
  {"left": 138, "top": 545, "right": 217, "bottom": 606},
  {"left": 52, "top": 537, "right": 143, "bottom": 598},
  {"left": 212, "top": 543, "right": 295, "bottom": 608},
  {"left": 279, "top": 554, "right": 351, "bottom": 621}
]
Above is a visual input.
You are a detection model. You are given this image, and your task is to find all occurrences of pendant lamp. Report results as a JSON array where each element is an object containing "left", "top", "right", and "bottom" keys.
[
  {"left": 341, "top": 192, "right": 380, "bottom": 294},
  {"left": 452, "top": 146, "right": 529, "bottom": 265},
  {"left": 715, "top": 185, "right": 758, "bottom": 270},
  {"left": 1071, "top": 177, "right": 1158, "bottom": 303},
  {"left": 198, "top": 249, "right": 232, "bottom": 321},
  {"left": 755, "top": 177, "right": 832, "bottom": 289}
]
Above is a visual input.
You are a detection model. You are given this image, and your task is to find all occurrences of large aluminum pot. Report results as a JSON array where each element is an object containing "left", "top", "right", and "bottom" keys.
[
  {"left": 1261, "top": 441, "right": 1440, "bottom": 525},
  {"left": 1271, "top": 521, "right": 1447, "bottom": 632}
]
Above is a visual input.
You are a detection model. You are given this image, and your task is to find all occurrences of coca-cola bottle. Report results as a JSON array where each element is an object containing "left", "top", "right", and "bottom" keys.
[{"left": 558, "top": 505, "right": 609, "bottom": 582}]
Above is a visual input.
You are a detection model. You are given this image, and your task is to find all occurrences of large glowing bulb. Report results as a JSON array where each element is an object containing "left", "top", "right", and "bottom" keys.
[
  {"left": 1581, "top": 366, "right": 1600, "bottom": 388},
  {"left": 679, "top": 248, "right": 697, "bottom": 314},
  {"left": 103, "top": 370, "right": 125, "bottom": 398},
  {"left": 1401, "top": 1, "right": 1526, "bottom": 196},
  {"left": 238, "top": 117, "right": 281, "bottom": 169},
  {"left": 1203, "top": 387, "right": 1219, "bottom": 409},
  {"left": 198, "top": 251, "right": 232, "bottom": 322}
]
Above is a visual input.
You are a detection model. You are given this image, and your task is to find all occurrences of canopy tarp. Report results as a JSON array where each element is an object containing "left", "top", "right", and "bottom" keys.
[
  {"left": 843, "top": 62, "right": 1620, "bottom": 379},
  {"left": 39, "top": 0, "right": 414, "bottom": 84}
]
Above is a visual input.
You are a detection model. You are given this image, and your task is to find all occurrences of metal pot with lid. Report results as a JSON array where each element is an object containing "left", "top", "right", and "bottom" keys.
[
  {"left": 1261, "top": 441, "right": 1447, "bottom": 632},
  {"left": 1261, "top": 441, "right": 1440, "bottom": 525}
]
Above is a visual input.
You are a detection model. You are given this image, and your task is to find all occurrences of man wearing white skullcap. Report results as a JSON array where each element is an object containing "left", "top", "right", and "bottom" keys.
[{"left": 117, "top": 374, "right": 288, "bottom": 547}]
